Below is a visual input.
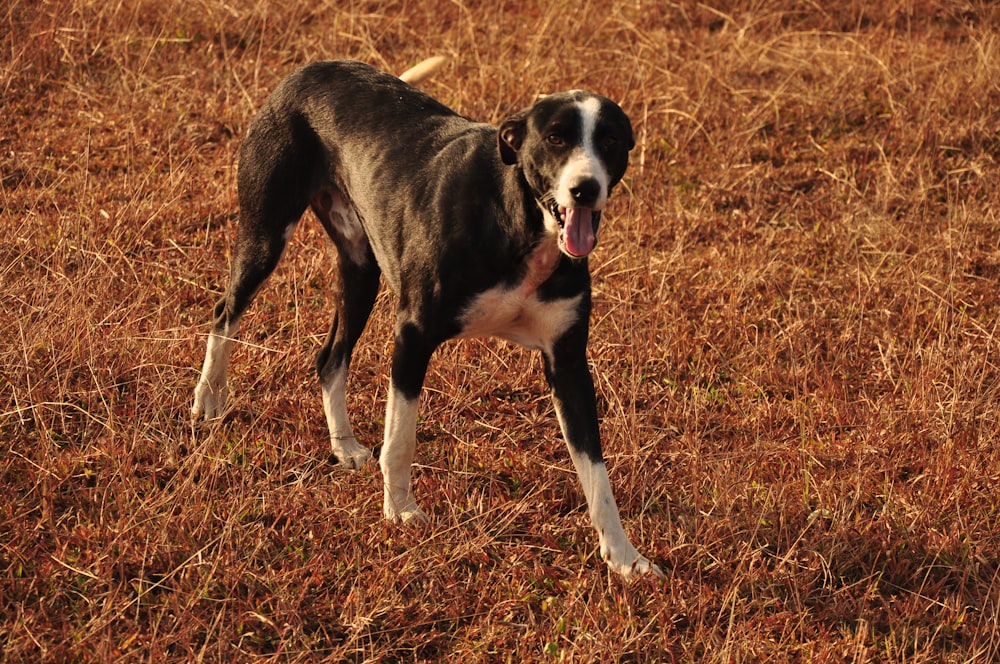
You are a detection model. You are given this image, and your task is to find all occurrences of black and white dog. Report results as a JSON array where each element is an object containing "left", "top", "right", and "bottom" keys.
[{"left": 192, "top": 60, "right": 662, "bottom": 579}]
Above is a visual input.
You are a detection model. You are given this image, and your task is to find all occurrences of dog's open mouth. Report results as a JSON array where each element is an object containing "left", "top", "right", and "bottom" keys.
[{"left": 551, "top": 203, "right": 601, "bottom": 258}]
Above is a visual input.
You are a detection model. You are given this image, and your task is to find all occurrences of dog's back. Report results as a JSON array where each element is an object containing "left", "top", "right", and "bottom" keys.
[{"left": 238, "top": 60, "right": 519, "bottom": 296}]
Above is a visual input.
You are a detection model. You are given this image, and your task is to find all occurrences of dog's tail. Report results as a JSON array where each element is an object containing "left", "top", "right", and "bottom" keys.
[{"left": 398, "top": 56, "right": 447, "bottom": 85}]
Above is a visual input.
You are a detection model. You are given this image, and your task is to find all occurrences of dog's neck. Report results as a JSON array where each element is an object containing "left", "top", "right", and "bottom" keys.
[
  {"left": 518, "top": 231, "right": 562, "bottom": 297},
  {"left": 497, "top": 162, "right": 577, "bottom": 297}
]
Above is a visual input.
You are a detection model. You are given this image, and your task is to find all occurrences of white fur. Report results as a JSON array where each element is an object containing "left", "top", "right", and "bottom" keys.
[
  {"left": 555, "top": 97, "right": 610, "bottom": 211},
  {"left": 320, "top": 363, "right": 373, "bottom": 469},
  {"left": 398, "top": 55, "right": 447, "bottom": 85},
  {"left": 191, "top": 325, "right": 237, "bottom": 420},
  {"left": 552, "top": 391, "right": 664, "bottom": 579},
  {"left": 459, "top": 290, "right": 582, "bottom": 351},
  {"left": 380, "top": 388, "right": 427, "bottom": 523},
  {"left": 457, "top": 236, "right": 581, "bottom": 352}
]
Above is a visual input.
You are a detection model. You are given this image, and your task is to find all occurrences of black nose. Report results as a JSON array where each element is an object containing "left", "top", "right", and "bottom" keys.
[{"left": 570, "top": 178, "right": 602, "bottom": 207}]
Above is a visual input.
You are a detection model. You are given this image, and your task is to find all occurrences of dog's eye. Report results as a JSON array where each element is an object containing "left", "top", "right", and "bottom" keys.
[
  {"left": 546, "top": 133, "right": 564, "bottom": 146},
  {"left": 600, "top": 136, "right": 619, "bottom": 151}
]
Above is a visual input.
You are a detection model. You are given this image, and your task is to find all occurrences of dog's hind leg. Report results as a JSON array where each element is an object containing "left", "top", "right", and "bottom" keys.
[
  {"left": 191, "top": 220, "right": 296, "bottom": 420},
  {"left": 192, "top": 117, "right": 316, "bottom": 421},
  {"left": 192, "top": 241, "right": 287, "bottom": 420},
  {"left": 313, "top": 190, "right": 381, "bottom": 469}
]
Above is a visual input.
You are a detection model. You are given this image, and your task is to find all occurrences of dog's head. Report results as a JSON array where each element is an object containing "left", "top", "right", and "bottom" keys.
[{"left": 499, "top": 91, "right": 634, "bottom": 259}]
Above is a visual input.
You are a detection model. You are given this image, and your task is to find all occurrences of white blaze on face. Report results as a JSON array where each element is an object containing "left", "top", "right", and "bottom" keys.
[
  {"left": 555, "top": 96, "right": 610, "bottom": 211},
  {"left": 554, "top": 96, "right": 611, "bottom": 258}
]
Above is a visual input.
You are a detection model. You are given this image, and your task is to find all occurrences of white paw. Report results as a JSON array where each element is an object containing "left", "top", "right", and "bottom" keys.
[
  {"left": 602, "top": 542, "right": 665, "bottom": 580},
  {"left": 330, "top": 437, "right": 373, "bottom": 469},
  {"left": 620, "top": 554, "right": 665, "bottom": 580},
  {"left": 384, "top": 499, "right": 429, "bottom": 525},
  {"left": 397, "top": 507, "right": 430, "bottom": 525},
  {"left": 191, "top": 381, "right": 228, "bottom": 421}
]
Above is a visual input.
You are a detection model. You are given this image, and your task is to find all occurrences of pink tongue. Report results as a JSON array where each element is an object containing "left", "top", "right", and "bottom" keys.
[{"left": 563, "top": 207, "right": 596, "bottom": 257}]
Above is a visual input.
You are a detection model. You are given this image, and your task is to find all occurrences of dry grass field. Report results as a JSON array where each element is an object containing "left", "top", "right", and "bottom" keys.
[{"left": 3, "top": 0, "right": 1000, "bottom": 660}]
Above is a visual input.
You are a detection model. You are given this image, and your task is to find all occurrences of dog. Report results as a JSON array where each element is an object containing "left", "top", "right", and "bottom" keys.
[{"left": 191, "top": 59, "right": 662, "bottom": 579}]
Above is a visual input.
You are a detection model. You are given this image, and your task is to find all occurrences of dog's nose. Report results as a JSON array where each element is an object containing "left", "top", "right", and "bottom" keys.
[{"left": 570, "top": 178, "right": 602, "bottom": 208}]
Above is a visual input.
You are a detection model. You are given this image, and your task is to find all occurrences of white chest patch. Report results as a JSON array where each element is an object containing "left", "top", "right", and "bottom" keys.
[{"left": 457, "top": 238, "right": 582, "bottom": 351}]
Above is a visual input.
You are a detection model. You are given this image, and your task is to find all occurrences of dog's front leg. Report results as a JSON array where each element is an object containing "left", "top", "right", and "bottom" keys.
[
  {"left": 543, "top": 332, "right": 664, "bottom": 580},
  {"left": 379, "top": 321, "right": 433, "bottom": 525}
]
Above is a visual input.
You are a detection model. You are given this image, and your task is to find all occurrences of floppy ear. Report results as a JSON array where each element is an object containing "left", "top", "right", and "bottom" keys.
[
  {"left": 498, "top": 114, "right": 526, "bottom": 165},
  {"left": 620, "top": 108, "right": 636, "bottom": 151}
]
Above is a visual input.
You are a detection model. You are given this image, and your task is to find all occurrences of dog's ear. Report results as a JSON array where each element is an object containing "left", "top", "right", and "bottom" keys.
[
  {"left": 615, "top": 105, "right": 636, "bottom": 151},
  {"left": 498, "top": 114, "right": 526, "bottom": 165}
]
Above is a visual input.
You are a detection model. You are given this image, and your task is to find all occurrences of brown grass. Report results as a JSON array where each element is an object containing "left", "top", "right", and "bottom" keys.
[{"left": 3, "top": 0, "right": 1000, "bottom": 661}]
